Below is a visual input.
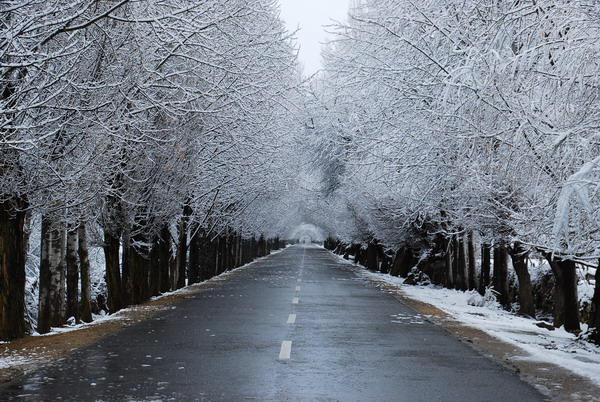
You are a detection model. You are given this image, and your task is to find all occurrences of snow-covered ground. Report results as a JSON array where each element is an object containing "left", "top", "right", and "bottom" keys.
[{"left": 335, "top": 255, "right": 600, "bottom": 387}]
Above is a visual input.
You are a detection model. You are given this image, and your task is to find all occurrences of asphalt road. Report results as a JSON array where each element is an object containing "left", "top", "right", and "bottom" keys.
[{"left": 0, "top": 244, "right": 544, "bottom": 401}]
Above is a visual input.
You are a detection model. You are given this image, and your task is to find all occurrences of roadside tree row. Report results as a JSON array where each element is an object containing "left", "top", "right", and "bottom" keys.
[
  {"left": 1, "top": 0, "right": 300, "bottom": 340},
  {"left": 311, "top": 0, "right": 600, "bottom": 342}
]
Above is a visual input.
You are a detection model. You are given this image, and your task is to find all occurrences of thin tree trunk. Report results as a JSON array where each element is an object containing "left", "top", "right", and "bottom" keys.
[
  {"left": 103, "top": 230, "right": 122, "bottom": 313},
  {"left": 0, "top": 198, "right": 27, "bottom": 340},
  {"left": 509, "top": 243, "right": 535, "bottom": 318},
  {"left": 176, "top": 204, "right": 192, "bottom": 289},
  {"left": 121, "top": 235, "right": 131, "bottom": 307},
  {"left": 65, "top": 228, "right": 79, "bottom": 323},
  {"left": 188, "top": 225, "right": 201, "bottom": 285},
  {"left": 158, "top": 225, "right": 171, "bottom": 293},
  {"left": 149, "top": 236, "right": 160, "bottom": 296},
  {"left": 456, "top": 235, "right": 467, "bottom": 291},
  {"left": 237, "top": 235, "right": 243, "bottom": 267},
  {"left": 453, "top": 236, "right": 461, "bottom": 290},
  {"left": 38, "top": 216, "right": 67, "bottom": 333},
  {"left": 259, "top": 235, "right": 266, "bottom": 258},
  {"left": 479, "top": 243, "right": 491, "bottom": 295},
  {"left": 467, "top": 231, "right": 477, "bottom": 291},
  {"left": 217, "top": 235, "right": 226, "bottom": 275},
  {"left": 200, "top": 234, "right": 217, "bottom": 280},
  {"left": 251, "top": 237, "right": 258, "bottom": 260},
  {"left": 445, "top": 237, "right": 454, "bottom": 289},
  {"left": 241, "top": 238, "right": 249, "bottom": 265},
  {"left": 78, "top": 223, "right": 93, "bottom": 323},
  {"left": 588, "top": 259, "right": 600, "bottom": 344},
  {"left": 224, "top": 234, "right": 233, "bottom": 271}
]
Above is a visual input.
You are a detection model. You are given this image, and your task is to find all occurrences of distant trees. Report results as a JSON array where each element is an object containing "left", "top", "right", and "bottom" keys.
[
  {"left": 314, "top": 0, "right": 600, "bottom": 338},
  {"left": 0, "top": 0, "right": 299, "bottom": 340}
]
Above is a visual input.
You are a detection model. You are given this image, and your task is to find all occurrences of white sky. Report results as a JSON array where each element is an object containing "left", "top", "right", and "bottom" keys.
[{"left": 278, "top": 0, "right": 350, "bottom": 76}]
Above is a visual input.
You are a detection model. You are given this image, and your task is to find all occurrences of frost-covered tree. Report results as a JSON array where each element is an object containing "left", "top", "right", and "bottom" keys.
[
  {"left": 1, "top": 0, "right": 302, "bottom": 339},
  {"left": 312, "top": 0, "right": 600, "bottom": 333}
]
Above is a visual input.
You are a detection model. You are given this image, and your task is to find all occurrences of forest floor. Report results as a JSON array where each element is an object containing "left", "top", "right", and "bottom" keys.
[{"left": 2, "top": 251, "right": 600, "bottom": 401}]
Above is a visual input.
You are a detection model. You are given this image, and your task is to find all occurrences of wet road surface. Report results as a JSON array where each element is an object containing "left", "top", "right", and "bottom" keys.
[{"left": 0, "top": 244, "right": 544, "bottom": 401}]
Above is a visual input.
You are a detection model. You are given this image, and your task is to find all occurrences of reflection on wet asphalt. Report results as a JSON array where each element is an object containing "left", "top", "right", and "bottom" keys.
[{"left": 0, "top": 244, "right": 544, "bottom": 401}]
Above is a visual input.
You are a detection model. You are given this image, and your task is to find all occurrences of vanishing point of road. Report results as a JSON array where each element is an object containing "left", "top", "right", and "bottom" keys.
[{"left": 0, "top": 244, "right": 544, "bottom": 401}]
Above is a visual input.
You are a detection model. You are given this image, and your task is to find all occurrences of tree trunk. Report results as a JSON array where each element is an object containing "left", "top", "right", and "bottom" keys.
[
  {"left": 452, "top": 236, "right": 460, "bottom": 290},
  {"left": 445, "top": 237, "right": 455, "bottom": 289},
  {"left": 175, "top": 204, "right": 192, "bottom": 289},
  {"left": 253, "top": 237, "right": 259, "bottom": 260},
  {"left": 128, "top": 240, "right": 149, "bottom": 305},
  {"left": 188, "top": 226, "right": 201, "bottom": 285},
  {"left": 366, "top": 242, "right": 378, "bottom": 271},
  {"left": 217, "top": 235, "right": 226, "bottom": 275},
  {"left": 588, "top": 259, "right": 600, "bottom": 344},
  {"left": 236, "top": 235, "right": 243, "bottom": 267},
  {"left": 456, "top": 235, "right": 467, "bottom": 291},
  {"left": 399, "top": 248, "right": 415, "bottom": 278},
  {"left": 225, "top": 234, "right": 233, "bottom": 271},
  {"left": 65, "top": 228, "right": 79, "bottom": 323},
  {"left": 38, "top": 216, "right": 67, "bottom": 333},
  {"left": 258, "top": 235, "right": 266, "bottom": 258},
  {"left": 478, "top": 243, "right": 491, "bottom": 295},
  {"left": 467, "top": 231, "right": 477, "bottom": 291},
  {"left": 492, "top": 245, "right": 509, "bottom": 307},
  {"left": 103, "top": 231, "right": 122, "bottom": 313},
  {"left": 200, "top": 235, "right": 217, "bottom": 280},
  {"left": 121, "top": 235, "right": 132, "bottom": 307},
  {"left": 78, "top": 223, "right": 93, "bottom": 323},
  {"left": 509, "top": 243, "right": 535, "bottom": 318},
  {"left": 545, "top": 255, "right": 580, "bottom": 332},
  {"left": 241, "top": 238, "right": 251, "bottom": 265},
  {"left": 389, "top": 249, "right": 404, "bottom": 277},
  {"left": 148, "top": 236, "right": 160, "bottom": 296},
  {"left": 158, "top": 225, "right": 171, "bottom": 293},
  {"left": 0, "top": 198, "right": 27, "bottom": 340}
]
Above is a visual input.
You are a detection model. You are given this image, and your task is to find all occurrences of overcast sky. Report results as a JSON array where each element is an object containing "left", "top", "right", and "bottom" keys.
[{"left": 278, "top": 0, "right": 350, "bottom": 76}]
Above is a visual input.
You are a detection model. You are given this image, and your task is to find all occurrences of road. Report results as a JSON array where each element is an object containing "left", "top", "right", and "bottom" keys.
[{"left": 0, "top": 244, "right": 544, "bottom": 401}]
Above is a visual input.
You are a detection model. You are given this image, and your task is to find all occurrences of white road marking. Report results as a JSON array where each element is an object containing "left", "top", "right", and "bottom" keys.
[
  {"left": 279, "top": 341, "right": 292, "bottom": 359},
  {"left": 297, "top": 279, "right": 302, "bottom": 282},
  {"left": 295, "top": 286, "right": 301, "bottom": 291},
  {"left": 292, "top": 297, "right": 299, "bottom": 304},
  {"left": 287, "top": 314, "right": 296, "bottom": 324}
]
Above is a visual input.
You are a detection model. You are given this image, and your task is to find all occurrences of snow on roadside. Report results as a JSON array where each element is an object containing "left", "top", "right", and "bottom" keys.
[{"left": 336, "top": 255, "right": 600, "bottom": 387}]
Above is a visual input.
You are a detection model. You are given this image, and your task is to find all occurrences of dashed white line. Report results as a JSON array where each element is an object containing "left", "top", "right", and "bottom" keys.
[
  {"left": 295, "top": 286, "right": 301, "bottom": 291},
  {"left": 292, "top": 297, "right": 299, "bottom": 304},
  {"left": 297, "top": 279, "right": 302, "bottom": 282},
  {"left": 279, "top": 341, "right": 292, "bottom": 359},
  {"left": 287, "top": 314, "right": 296, "bottom": 324}
]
